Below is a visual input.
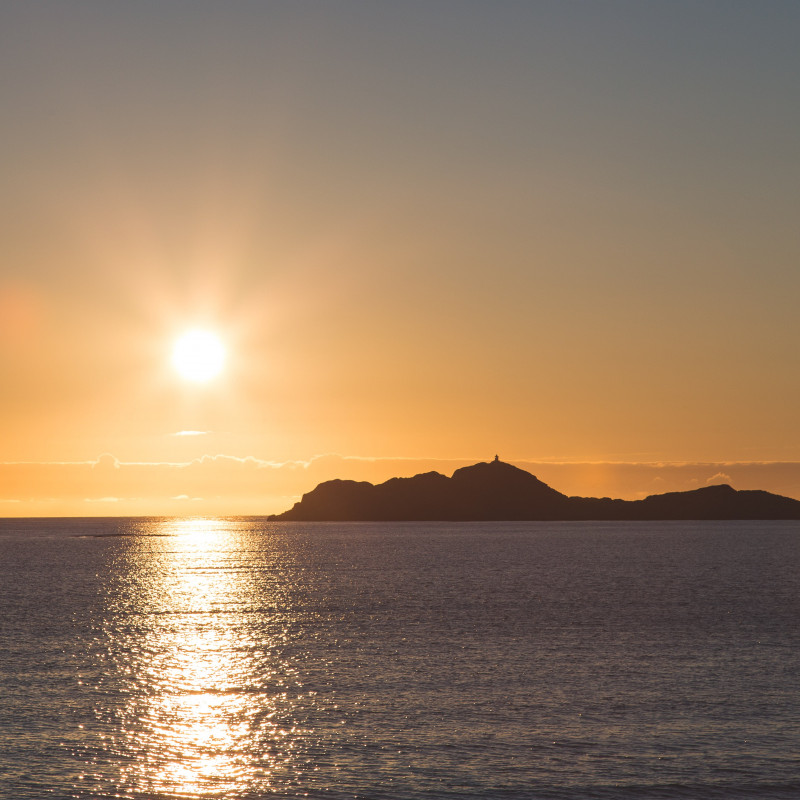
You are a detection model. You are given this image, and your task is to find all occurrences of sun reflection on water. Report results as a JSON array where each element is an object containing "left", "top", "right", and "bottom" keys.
[{"left": 92, "top": 518, "right": 312, "bottom": 797}]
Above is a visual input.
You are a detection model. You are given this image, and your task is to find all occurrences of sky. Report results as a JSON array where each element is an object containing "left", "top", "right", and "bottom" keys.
[{"left": 2, "top": 1, "right": 800, "bottom": 515}]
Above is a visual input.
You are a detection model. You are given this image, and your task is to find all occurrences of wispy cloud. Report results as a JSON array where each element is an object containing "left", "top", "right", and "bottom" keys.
[{"left": 92, "top": 453, "right": 120, "bottom": 469}]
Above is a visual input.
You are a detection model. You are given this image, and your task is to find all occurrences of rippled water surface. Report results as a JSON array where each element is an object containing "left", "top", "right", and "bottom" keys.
[{"left": 1, "top": 518, "right": 799, "bottom": 799}]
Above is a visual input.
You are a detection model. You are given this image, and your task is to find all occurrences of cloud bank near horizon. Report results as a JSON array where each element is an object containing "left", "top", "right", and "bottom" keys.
[{"left": 2, "top": 454, "right": 800, "bottom": 517}]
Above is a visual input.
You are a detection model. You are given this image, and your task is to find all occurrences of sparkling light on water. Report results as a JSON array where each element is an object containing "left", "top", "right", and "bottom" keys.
[{"left": 91, "top": 519, "right": 313, "bottom": 796}]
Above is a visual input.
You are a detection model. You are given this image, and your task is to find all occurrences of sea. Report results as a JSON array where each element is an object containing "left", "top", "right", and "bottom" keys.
[{"left": 1, "top": 518, "right": 798, "bottom": 800}]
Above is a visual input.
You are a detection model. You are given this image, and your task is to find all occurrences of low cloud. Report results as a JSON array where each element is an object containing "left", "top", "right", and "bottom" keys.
[{"left": 1, "top": 454, "right": 800, "bottom": 516}]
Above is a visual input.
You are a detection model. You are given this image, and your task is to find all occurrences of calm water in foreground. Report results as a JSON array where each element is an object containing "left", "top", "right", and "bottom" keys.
[{"left": 0, "top": 518, "right": 798, "bottom": 799}]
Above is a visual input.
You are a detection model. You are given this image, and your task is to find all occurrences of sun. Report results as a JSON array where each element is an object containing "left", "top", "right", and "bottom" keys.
[{"left": 172, "top": 330, "right": 226, "bottom": 382}]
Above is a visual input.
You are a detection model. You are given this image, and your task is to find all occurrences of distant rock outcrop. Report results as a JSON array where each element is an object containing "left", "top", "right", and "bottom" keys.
[{"left": 267, "top": 460, "right": 800, "bottom": 521}]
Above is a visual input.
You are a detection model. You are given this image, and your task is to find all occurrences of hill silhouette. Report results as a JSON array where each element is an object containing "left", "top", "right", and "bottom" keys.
[{"left": 267, "top": 459, "right": 800, "bottom": 521}]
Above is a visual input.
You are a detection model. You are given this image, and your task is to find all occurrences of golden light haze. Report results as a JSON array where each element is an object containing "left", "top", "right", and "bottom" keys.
[{"left": 1, "top": 2, "right": 799, "bottom": 514}]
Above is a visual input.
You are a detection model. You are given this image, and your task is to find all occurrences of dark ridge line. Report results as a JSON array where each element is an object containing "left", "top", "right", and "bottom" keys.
[{"left": 267, "top": 459, "right": 800, "bottom": 521}]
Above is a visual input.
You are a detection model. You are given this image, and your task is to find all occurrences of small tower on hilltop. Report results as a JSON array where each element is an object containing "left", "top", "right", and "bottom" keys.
[{"left": 494, "top": 454, "right": 499, "bottom": 462}]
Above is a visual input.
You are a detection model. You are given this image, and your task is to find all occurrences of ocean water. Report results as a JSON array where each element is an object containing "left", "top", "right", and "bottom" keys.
[{"left": 0, "top": 519, "right": 798, "bottom": 799}]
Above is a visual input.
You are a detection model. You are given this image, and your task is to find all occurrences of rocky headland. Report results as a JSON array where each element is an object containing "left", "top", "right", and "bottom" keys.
[{"left": 267, "top": 459, "right": 800, "bottom": 521}]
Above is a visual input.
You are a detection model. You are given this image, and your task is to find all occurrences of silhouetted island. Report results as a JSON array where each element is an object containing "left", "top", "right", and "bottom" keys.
[{"left": 267, "top": 460, "right": 800, "bottom": 521}]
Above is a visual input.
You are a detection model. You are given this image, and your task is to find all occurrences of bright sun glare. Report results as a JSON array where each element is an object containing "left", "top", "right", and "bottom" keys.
[{"left": 172, "top": 330, "right": 226, "bottom": 383}]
